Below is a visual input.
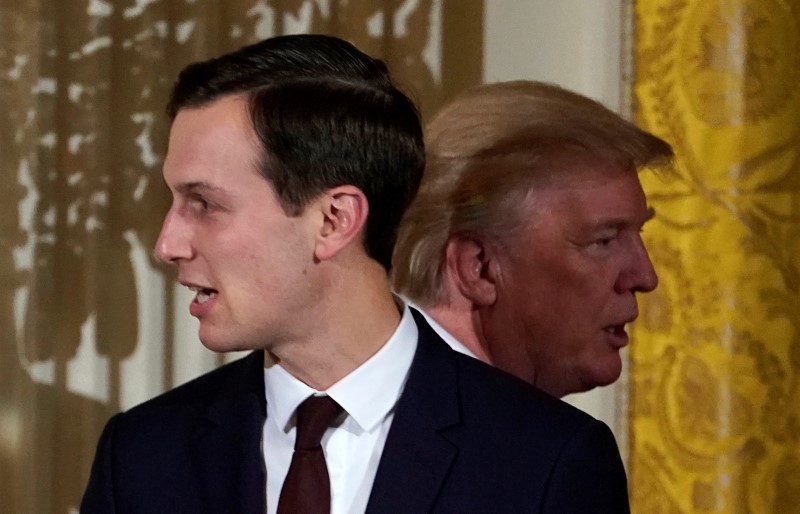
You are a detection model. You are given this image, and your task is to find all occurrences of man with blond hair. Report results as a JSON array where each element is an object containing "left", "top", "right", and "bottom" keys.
[{"left": 393, "top": 80, "right": 672, "bottom": 398}]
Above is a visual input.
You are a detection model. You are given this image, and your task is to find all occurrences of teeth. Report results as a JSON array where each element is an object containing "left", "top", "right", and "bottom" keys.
[
  {"left": 187, "top": 286, "right": 216, "bottom": 304},
  {"left": 197, "top": 290, "right": 216, "bottom": 304}
]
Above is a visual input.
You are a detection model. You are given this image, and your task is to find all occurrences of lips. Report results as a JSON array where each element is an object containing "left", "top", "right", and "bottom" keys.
[
  {"left": 191, "top": 286, "right": 217, "bottom": 304},
  {"left": 181, "top": 282, "right": 219, "bottom": 318},
  {"left": 604, "top": 324, "right": 627, "bottom": 336},
  {"left": 603, "top": 324, "right": 629, "bottom": 349}
]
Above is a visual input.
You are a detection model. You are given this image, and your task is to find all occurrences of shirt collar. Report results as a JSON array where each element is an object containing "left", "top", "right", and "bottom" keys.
[
  {"left": 263, "top": 360, "right": 316, "bottom": 434},
  {"left": 405, "top": 299, "right": 478, "bottom": 359},
  {"left": 264, "top": 302, "right": 418, "bottom": 434}
]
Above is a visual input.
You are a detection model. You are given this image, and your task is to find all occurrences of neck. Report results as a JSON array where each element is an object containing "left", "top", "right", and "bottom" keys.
[
  {"left": 425, "top": 301, "right": 492, "bottom": 365},
  {"left": 266, "top": 257, "right": 401, "bottom": 390}
]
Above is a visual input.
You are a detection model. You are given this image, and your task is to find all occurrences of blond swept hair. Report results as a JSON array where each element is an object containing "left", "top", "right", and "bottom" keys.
[{"left": 391, "top": 80, "right": 672, "bottom": 306}]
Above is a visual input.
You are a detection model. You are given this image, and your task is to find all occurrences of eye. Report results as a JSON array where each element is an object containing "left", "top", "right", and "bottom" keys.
[
  {"left": 588, "top": 229, "right": 619, "bottom": 249},
  {"left": 188, "top": 194, "right": 211, "bottom": 214}
]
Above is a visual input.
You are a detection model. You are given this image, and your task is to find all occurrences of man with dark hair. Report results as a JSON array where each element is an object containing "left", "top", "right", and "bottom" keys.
[{"left": 82, "top": 36, "right": 631, "bottom": 513}]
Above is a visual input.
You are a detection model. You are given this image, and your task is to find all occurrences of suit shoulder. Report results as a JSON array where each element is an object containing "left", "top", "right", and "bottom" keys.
[
  {"left": 123, "top": 350, "right": 262, "bottom": 418},
  {"left": 451, "top": 354, "right": 626, "bottom": 494}
]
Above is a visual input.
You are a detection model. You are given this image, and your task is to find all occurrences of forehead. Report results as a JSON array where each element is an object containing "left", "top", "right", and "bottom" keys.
[
  {"left": 519, "top": 156, "right": 649, "bottom": 228},
  {"left": 163, "top": 95, "right": 263, "bottom": 187},
  {"left": 532, "top": 151, "right": 637, "bottom": 188}
]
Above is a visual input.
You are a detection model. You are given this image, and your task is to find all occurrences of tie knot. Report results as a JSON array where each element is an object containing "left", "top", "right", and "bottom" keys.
[{"left": 294, "top": 395, "right": 342, "bottom": 451}]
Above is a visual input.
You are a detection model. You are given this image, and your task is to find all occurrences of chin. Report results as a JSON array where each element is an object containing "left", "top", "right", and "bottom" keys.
[
  {"left": 199, "top": 338, "right": 232, "bottom": 354},
  {"left": 200, "top": 326, "right": 271, "bottom": 354},
  {"left": 585, "top": 358, "right": 624, "bottom": 389},
  {"left": 198, "top": 330, "right": 244, "bottom": 354},
  {"left": 592, "top": 367, "right": 623, "bottom": 388}
]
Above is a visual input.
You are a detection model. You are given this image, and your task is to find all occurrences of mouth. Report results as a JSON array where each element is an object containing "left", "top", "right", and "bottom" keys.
[
  {"left": 189, "top": 286, "right": 218, "bottom": 304},
  {"left": 604, "top": 324, "right": 627, "bottom": 336},
  {"left": 181, "top": 281, "right": 219, "bottom": 318},
  {"left": 603, "top": 323, "right": 630, "bottom": 348}
]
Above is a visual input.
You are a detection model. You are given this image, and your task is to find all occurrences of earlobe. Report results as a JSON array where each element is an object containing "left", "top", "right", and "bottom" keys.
[
  {"left": 314, "top": 186, "right": 368, "bottom": 262},
  {"left": 446, "top": 238, "right": 498, "bottom": 306}
]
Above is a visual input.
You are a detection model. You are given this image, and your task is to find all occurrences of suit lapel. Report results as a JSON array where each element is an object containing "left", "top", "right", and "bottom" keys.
[
  {"left": 191, "top": 351, "right": 267, "bottom": 514},
  {"left": 366, "top": 309, "right": 462, "bottom": 513}
]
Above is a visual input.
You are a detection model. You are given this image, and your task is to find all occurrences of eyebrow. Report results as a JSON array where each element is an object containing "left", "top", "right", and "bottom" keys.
[
  {"left": 174, "top": 181, "right": 225, "bottom": 196},
  {"left": 592, "top": 207, "right": 657, "bottom": 232}
]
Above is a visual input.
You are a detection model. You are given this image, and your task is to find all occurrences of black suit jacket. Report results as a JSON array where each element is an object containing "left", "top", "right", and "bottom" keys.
[{"left": 81, "top": 310, "right": 630, "bottom": 513}]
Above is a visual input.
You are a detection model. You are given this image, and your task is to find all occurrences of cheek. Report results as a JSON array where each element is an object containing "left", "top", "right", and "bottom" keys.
[
  {"left": 509, "top": 284, "right": 597, "bottom": 350},
  {"left": 549, "top": 260, "right": 616, "bottom": 308},
  {"left": 204, "top": 230, "right": 277, "bottom": 289},
  {"left": 502, "top": 272, "right": 572, "bottom": 319}
]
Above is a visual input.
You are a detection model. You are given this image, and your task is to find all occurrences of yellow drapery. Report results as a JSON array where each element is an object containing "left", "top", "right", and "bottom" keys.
[{"left": 630, "top": 0, "right": 800, "bottom": 512}]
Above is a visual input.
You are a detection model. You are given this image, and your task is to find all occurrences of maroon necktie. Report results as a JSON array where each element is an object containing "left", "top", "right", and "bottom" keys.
[{"left": 277, "top": 395, "right": 343, "bottom": 514}]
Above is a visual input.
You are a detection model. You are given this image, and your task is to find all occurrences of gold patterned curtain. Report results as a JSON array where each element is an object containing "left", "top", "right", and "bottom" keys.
[
  {"left": 630, "top": 0, "right": 800, "bottom": 512},
  {"left": 0, "top": 1, "right": 482, "bottom": 512}
]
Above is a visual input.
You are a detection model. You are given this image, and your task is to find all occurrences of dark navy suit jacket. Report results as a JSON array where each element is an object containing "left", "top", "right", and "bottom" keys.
[{"left": 81, "top": 310, "right": 630, "bottom": 513}]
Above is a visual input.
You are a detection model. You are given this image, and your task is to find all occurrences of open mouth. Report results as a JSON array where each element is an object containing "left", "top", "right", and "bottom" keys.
[
  {"left": 604, "top": 324, "right": 627, "bottom": 337},
  {"left": 190, "top": 286, "right": 218, "bottom": 304}
]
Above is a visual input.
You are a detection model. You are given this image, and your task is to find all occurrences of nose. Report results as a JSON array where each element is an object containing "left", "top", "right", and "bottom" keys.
[
  {"left": 615, "top": 236, "right": 658, "bottom": 294},
  {"left": 154, "top": 209, "right": 193, "bottom": 264}
]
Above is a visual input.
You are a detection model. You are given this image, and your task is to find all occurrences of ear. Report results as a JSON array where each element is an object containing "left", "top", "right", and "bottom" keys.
[
  {"left": 313, "top": 185, "right": 369, "bottom": 262},
  {"left": 444, "top": 237, "right": 498, "bottom": 306}
]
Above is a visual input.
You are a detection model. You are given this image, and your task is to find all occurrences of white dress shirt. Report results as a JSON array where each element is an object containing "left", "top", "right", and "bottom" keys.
[{"left": 262, "top": 304, "right": 418, "bottom": 514}]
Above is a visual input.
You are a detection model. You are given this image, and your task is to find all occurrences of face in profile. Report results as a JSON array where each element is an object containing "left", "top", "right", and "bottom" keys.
[
  {"left": 155, "top": 94, "right": 320, "bottom": 352},
  {"left": 479, "top": 155, "right": 658, "bottom": 397}
]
